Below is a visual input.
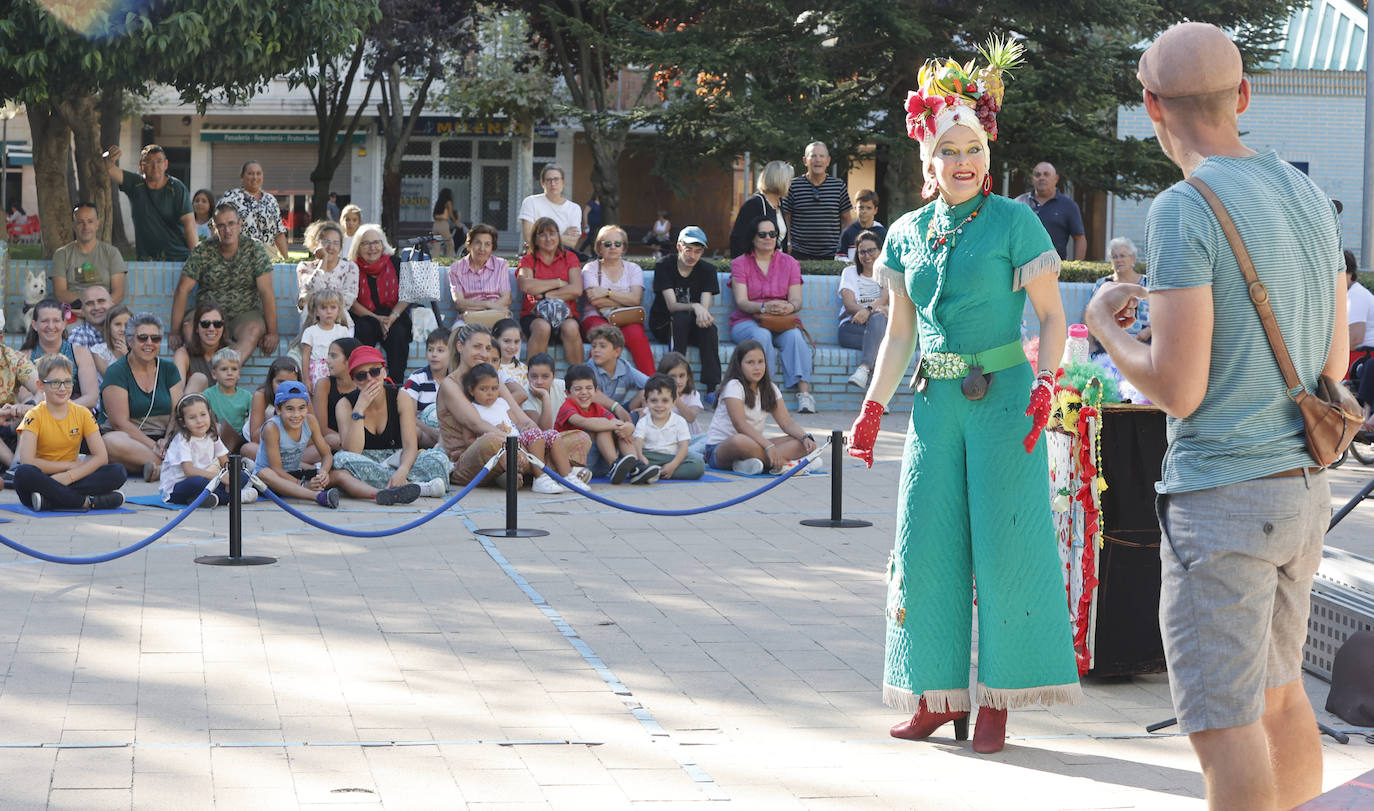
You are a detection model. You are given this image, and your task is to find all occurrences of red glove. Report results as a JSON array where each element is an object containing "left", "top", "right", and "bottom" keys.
[
  {"left": 1022, "top": 370, "right": 1057, "bottom": 453},
  {"left": 848, "top": 399, "right": 885, "bottom": 468}
]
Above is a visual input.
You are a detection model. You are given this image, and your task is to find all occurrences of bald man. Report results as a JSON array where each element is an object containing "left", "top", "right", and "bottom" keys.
[{"left": 1015, "top": 162, "right": 1086, "bottom": 260}]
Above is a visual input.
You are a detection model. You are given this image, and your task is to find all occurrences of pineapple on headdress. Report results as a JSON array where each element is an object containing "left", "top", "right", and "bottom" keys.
[{"left": 906, "top": 35, "right": 1026, "bottom": 143}]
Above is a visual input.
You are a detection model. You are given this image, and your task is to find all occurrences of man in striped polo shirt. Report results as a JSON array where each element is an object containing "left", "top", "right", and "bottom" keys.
[
  {"left": 1085, "top": 22, "right": 1345, "bottom": 810},
  {"left": 782, "top": 142, "right": 854, "bottom": 260}
]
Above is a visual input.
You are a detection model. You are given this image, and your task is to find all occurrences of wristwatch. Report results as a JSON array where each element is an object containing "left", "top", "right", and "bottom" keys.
[{"left": 351, "top": 411, "right": 365, "bottom": 421}]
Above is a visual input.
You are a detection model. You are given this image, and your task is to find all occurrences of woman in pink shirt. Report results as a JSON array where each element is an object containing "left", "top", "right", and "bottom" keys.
[
  {"left": 579, "top": 225, "right": 655, "bottom": 374},
  {"left": 729, "top": 215, "right": 815, "bottom": 413},
  {"left": 448, "top": 224, "right": 512, "bottom": 326}
]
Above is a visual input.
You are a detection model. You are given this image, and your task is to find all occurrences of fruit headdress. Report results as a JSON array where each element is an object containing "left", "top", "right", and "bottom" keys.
[{"left": 905, "top": 36, "right": 1025, "bottom": 150}]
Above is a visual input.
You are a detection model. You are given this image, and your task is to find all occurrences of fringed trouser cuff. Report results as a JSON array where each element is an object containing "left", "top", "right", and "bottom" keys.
[
  {"left": 976, "top": 681, "right": 1083, "bottom": 710},
  {"left": 883, "top": 684, "right": 972, "bottom": 714}
]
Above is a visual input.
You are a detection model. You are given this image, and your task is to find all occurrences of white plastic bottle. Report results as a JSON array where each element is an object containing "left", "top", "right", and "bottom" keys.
[{"left": 1063, "top": 323, "right": 1090, "bottom": 366}]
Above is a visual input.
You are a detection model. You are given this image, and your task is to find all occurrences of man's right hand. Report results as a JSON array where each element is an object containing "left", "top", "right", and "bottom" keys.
[
  {"left": 103, "top": 145, "right": 121, "bottom": 165},
  {"left": 167, "top": 333, "right": 183, "bottom": 351}
]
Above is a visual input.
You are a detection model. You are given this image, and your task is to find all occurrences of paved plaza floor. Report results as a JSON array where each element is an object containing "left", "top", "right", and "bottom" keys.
[{"left": 0, "top": 412, "right": 1372, "bottom": 810}]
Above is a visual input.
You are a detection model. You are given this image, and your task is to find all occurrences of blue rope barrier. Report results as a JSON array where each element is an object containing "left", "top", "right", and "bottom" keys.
[
  {"left": 257, "top": 466, "right": 492, "bottom": 537},
  {"left": 527, "top": 452, "right": 815, "bottom": 516},
  {"left": 0, "top": 478, "right": 220, "bottom": 565}
]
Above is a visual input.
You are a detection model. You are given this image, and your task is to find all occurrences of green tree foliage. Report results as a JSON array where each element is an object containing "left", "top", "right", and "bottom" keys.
[
  {"left": 642, "top": 0, "right": 1307, "bottom": 216},
  {"left": 0, "top": 0, "right": 378, "bottom": 254}
]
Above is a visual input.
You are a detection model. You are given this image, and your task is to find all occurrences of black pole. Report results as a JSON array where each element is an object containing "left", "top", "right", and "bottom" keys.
[
  {"left": 801, "top": 430, "right": 873, "bottom": 529},
  {"left": 228, "top": 454, "right": 242, "bottom": 558},
  {"left": 476, "top": 436, "right": 549, "bottom": 538},
  {"left": 196, "top": 455, "right": 276, "bottom": 566},
  {"left": 1328, "top": 474, "right": 1374, "bottom": 531}
]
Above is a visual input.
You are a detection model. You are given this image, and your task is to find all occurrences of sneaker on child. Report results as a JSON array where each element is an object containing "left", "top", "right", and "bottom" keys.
[
  {"left": 608, "top": 454, "right": 638, "bottom": 484},
  {"left": 570, "top": 466, "right": 592, "bottom": 486},
  {"left": 797, "top": 391, "right": 817, "bottom": 413},
  {"left": 532, "top": 474, "right": 567, "bottom": 494},
  {"left": 316, "top": 488, "right": 341, "bottom": 509},
  {"left": 848, "top": 365, "right": 871, "bottom": 389},
  {"left": 628, "top": 463, "right": 661, "bottom": 485},
  {"left": 240, "top": 486, "right": 259, "bottom": 504},
  {"left": 732, "top": 458, "right": 764, "bottom": 475},
  {"left": 419, "top": 478, "right": 446, "bottom": 498}
]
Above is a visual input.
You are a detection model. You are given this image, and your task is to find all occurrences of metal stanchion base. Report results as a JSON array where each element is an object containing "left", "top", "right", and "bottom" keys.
[
  {"left": 473, "top": 528, "right": 549, "bottom": 538},
  {"left": 195, "top": 555, "right": 277, "bottom": 566},
  {"left": 800, "top": 518, "right": 873, "bottom": 528}
]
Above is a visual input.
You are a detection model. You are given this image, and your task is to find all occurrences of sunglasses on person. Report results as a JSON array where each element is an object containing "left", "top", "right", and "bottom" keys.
[
  {"left": 857, "top": 247, "right": 879, "bottom": 256},
  {"left": 134, "top": 333, "right": 162, "bottom": 344},
  {"left": 41, "top": 378, "right": 74, "bottom": 389},
  {"left": 352, "top": 366, "right": 385, "bottom": 383},
  {"left": 199, "top": 319, "right": 225, "bottom": 329},
  {"left": 756, "top": 230, "right": 778, "bottom": 239},
  {"left": 320, "top": 240, "right": 342, "bottom": 248},
  {"left": 600, "top": 240, "right": 624, "bottom": 248}
]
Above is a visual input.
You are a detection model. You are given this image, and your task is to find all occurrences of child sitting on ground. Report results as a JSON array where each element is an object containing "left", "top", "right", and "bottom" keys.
[
  {"left": 523, "top": 352, "right": 566, "bottom": 429},
  {"left": 556, "top": 363, "right": 655, "bottom": 484},
  {"left": 587, "top": 324, "right": 647, "bottom": 413},
  {"left": 634, "top": 374, "right": 705, "bottom": 481},
  {"left": 491, "top": 318, "right": 531, "bottom": 407},
  {"left": 299, "top": 289, "right": 353, "bottom": 388},
  {"left": 402, "top": 327, "right": 449, "bottom": 448},
  {"left": 241, "top": 357, "right": 304, "bottom": 461},
  {"left": 313, "top": 337, "right": 361, "bottom": 452},
  {"left": 253, "top": 380, "right": 342, "bottom": 508},
  {"left": 704, "top": 340, "right": 819, "bottom": 475},
  {"left": 161, "top": 392, "right": 257, "bottom": 507},
  {"left": 654, "top": 351, "right": 706, "bottom": 453},
  {"left": 13, "top": 354, "right": 127, "bottom": 512},
  {"left": 463, "top": 362, "right": 585, "bottom": 494},
  {"left": 202, "top": 348, "right": 251, "bottom": 453}
]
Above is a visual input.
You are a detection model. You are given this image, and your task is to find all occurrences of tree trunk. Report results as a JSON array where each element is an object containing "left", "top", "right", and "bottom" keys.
[
  {"left": 377, "top": 63, "right": 436, "bottom": 246},
  {"left": 58, "top": 95, "right": 111, "bottom": 245},
  {"left": 98, "top": 86, "right": 128, "bottom": 248},
  {"left": 584, "top": 121, "right": 628, "bottom": 227},
  {"left": 884, "top": 144, "right": 926, "bottom": 218},
  {"left": 381, "top": 167, "right": 401, "bottom": 245},
  {"left": 27, "top": 103, "right": 73, "bottom": 259}
]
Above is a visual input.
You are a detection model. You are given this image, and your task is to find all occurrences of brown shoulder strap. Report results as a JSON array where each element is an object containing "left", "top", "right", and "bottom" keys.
[{"left": 1184, "top": 176, "right": 1304, "bottom": 394}]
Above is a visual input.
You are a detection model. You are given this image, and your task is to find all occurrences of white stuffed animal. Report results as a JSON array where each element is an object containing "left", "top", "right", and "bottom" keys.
[
  {"left": 19, "top": 269, "right": 45, "bottom": 334},
  {"left": 410, "top": 305, "right": 438, "bottom": 344}
]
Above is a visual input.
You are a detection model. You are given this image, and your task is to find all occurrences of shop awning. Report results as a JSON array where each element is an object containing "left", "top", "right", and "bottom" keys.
[{"left": 2, "top": 143, "right": 32, "bottom": 166}]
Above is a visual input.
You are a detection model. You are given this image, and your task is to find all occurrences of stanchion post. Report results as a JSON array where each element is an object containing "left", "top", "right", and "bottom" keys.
[
  {"left": 197, "top": 454, "right": 277, "bottom": 566},
  {"left": 801, "top": 430, "right": 873, "bottom": 529},
  {"left": 476, "top": 437, "right": 549, "bottom": 538}
]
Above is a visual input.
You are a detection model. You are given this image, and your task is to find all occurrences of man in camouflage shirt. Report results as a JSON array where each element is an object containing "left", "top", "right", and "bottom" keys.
[{"left": 170, "top": 204, "right": 279, "bottom": 361}]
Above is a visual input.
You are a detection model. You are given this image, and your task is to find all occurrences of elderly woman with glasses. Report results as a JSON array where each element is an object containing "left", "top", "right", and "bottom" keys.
[
  {"left": 297, "top": 220, "right": 359, "bottom": 327},
  {"left": 579, "top": 224, "right": 655, "bottom": 374},
  {"left": 1085, "top": 237, "right": 1150, "bottom": 354},
  {"left": 729, "top": 215, "right": 816, "bottom": 413},
  {"left": 836, "top": 231, "right": 892, "bottom": 390},
  {"left": 100, "top": 313, "right": 184, "bottom": 481},
  {"left": 345, "top": 223, "right": 412, "bottom": 382}
]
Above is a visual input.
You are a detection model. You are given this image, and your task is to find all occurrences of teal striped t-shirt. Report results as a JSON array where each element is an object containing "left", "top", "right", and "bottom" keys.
[{"left": 1145, "top": 151, "right": 1341, "bottom": 493}]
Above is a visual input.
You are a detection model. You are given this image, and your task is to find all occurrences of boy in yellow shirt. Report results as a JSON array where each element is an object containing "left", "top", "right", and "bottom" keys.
[{"left": 13, "top": 354, "right": 127, "bottom": 511}]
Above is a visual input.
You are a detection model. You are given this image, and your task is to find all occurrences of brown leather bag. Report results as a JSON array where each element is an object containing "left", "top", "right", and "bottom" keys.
[
  {"left": 607, "top": 306, "right": 646, "bottom": 327},
  {"left": 1187, "top": 177, "right": 1363, "bottom": 467},
  {"left": 755, "top": 313, "right": 799, "bottom": 334}
]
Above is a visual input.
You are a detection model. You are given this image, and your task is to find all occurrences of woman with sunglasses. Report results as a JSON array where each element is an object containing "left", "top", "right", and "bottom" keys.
[
  {"left": 729, "top": 215, "right": 815, "bottom": 413},
  {"left": 579, "top": 225, "right": 654, "bottom": 374},
  {"left": 100, "top": 313, "right": 184, "bottom": 481},
  {"left": 331, "top": 346, "right": 451, "bottom": 504},
  {"left": 835, "top": 231, "right": 892, "bottom": 390},
  {"left": 345, "top": 223, "right": 412, "bottom": 383},
  {"left": 173, "top": 301, "right": 231, "bottom": 394}
]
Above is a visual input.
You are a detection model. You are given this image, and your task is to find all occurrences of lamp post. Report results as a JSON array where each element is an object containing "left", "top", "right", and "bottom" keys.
[{"left": 0, "top": 101, "right": 18, "bottom": 218}]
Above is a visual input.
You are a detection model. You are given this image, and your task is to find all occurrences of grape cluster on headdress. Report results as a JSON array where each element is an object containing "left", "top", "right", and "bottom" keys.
[{"left": 905, "top": 36, "right": 1025, "bottom": 143}]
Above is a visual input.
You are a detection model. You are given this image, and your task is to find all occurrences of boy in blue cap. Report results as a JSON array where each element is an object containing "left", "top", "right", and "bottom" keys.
[{"left": 251, "top": 380, "right": 342, "bottom": 508}]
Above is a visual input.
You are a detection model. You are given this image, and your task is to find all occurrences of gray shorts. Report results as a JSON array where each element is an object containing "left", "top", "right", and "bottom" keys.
[{"left": 1156, "top": 470, "right": 1327, "bottom": 734}]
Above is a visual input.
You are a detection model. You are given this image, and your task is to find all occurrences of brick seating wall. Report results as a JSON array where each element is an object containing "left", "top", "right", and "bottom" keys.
[{"left": 2, "top": 259, "right": 1097, "bottom": 414}]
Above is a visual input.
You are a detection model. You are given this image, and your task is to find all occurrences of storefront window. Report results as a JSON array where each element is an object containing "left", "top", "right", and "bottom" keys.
[{"left": 400, "top": 159, "right": 433, "bottom": 223}]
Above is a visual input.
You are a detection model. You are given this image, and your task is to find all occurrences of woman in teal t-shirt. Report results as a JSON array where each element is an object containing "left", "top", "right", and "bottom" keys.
[{"left": 100, "top": 313, "right": 183, "bottom": 481}]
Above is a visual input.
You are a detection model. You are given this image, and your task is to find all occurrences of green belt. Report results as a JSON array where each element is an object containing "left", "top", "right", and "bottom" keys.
[{"left": 920, "top": 340, "right": 1027, "bottom": 380}]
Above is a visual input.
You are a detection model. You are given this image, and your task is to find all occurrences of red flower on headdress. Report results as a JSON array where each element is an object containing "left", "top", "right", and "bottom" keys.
[{"left": 904, "top": 90, "right": 947, "bottom": 141}]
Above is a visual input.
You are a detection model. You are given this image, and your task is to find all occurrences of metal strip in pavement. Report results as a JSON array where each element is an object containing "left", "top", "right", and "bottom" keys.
[
  {"left": 467, "top": 517, "right": 728, "bottom": 802},
  {"left": 0, "top": 739, "right": 603, "bottom": 749}
]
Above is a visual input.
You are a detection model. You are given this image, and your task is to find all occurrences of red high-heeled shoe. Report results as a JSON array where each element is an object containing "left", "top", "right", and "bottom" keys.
[
  {"left": 972, "top": 706, "right": 1007, "bottom": 753},
  {"left": 890, "top": 697, "right": 969, "bottom": 741}
]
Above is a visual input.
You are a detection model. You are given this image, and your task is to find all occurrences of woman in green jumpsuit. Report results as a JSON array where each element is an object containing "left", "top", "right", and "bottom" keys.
[{"left": 847, "top": 40, "right": 1082, "bottom": 753}]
